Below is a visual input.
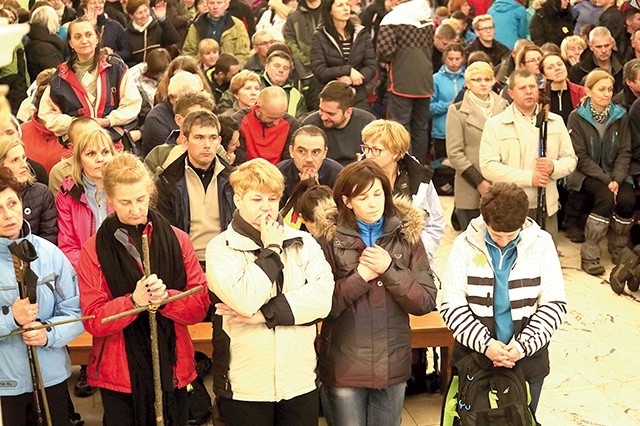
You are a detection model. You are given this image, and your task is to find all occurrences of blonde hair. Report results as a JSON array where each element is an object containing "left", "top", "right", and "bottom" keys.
[
  {"left": 103, "top": 152, "right": 155, "bottom": 202},
  {"left": 441, "top": 17, "right": 462, "bottom": 32},
  {"left": 560, "top": 35, "right": 587, "bottom": 60},
  {"left": 0, "top": 135, "right": 34, "bottom": 184},
  {"left": 361, "top": 119, "right": 410, "bottom": 157},
  {"left": 584, "top": 69, "right": 615, "bottom": 91},
  {"left": 434, "top": 6, "right": 450, "bottom": 18},
  {"left": 465, "top": 61, "right": 494, "bottom": 80},
  {"left": 71, "top": 128, "right": 116, "bottom": 184},
  {"left": 230, "top": 69, "right": 261, "bottom": 95},
  {"left": 230, "top": 158, "right": 284, "bottom": 199},
  {"left": 198, "top": 38, "right": 219, "bottom": 57},
  {"left": 472, "top": 14, "right": 493, "bottom": 30}
]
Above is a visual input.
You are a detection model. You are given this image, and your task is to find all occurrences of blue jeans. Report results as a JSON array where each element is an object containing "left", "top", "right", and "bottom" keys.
[
  {"left": 387, "top": 94, "right": 431, "bottom": 164},
  {"left": 529, "top": 378, "right": 544, "bottom": 415},
  {"left": 322, "top": 382, "right": 406, "bottom": 426}
]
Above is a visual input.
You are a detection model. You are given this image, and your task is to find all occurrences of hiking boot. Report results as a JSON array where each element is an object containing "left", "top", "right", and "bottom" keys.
[
  {"left": 608, "top": 215, "right": 633, "bottom": 264},
  {"left": 582, "top": 261, "right": 606, "bottom": 276},
  {"left": 581, "top": 214, "right": 609, "bottom": 276},
  {"left": 73, "top": 365, "right": 94, "bottom": 398},
  {"left": 609, "top": 247, "right": 639, "bottom": 294}
]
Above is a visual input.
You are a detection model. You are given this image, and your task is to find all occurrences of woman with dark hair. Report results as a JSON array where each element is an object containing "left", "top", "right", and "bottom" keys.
[
  {"left": 567, "top": 69, "right": 633, "bottom": 276},
  {"left": 315, "top": 160, "right": 437, "bottom": 425},
  {"left": 38, "top": 17, "right": 142, "bottom": 146},
  {"left": 0, "top": 166, "right": 83, "bottom": 425},
  {"left": 310, "top": 0, "right": 377, "bottom": 110},
  {"left": 78, "top": 152, "right": 210, "bottom": 424},
  {"left": 539, "top": 52, "right": 585, "bottom": 124},
  {"left": 529, "top": 0, "right": 575, "bottom": 47},
  {"left": 0, "top": 135, "right": 58, "bottom": 244},
  {"left": 124, "top": 0, "right": 180, "bottom": 66}
]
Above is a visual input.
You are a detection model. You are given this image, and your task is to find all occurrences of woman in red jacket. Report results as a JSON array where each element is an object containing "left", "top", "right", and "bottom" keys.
[{"left": 78, "top": 152, "right": 210, "bottom": 425}]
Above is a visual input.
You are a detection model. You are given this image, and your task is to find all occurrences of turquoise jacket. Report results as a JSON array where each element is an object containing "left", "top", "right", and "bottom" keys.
[
  {"left": 488, "top": 0, "right": 528, "bottom": 50},
  {"left": 0, "top": 222, "right": 83, "bottom": 396},
  {"left": 430, "top": 65, "right": 465, "bottom": 140}
]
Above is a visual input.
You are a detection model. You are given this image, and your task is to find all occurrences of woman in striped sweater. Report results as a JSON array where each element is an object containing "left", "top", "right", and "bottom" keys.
[{"left": 440, "top": 182, "right": 567, "bottom": 416}]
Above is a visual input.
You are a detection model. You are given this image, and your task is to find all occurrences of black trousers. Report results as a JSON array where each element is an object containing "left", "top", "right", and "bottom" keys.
[
  {"left": 583, "top": 177, "right": 635, "bottom": 219},
  {"left": 1, "top": 379, "right": 70, "bottom": 426},
  {"left": 217, "top": 388, "right": 319, "bottom": 426},
  {"left": 100, "top": 386, "right": 188, "bottom": 426}
]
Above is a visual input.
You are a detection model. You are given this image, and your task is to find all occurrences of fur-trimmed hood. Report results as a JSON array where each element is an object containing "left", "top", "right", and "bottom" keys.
[{"left": 313, "top": 195, "right": 425, "bottom": 246}]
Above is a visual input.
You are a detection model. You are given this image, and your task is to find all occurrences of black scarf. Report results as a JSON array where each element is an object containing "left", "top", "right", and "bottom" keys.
[{"left": 96, "top": 210, "right": 186, "bottom": 425}]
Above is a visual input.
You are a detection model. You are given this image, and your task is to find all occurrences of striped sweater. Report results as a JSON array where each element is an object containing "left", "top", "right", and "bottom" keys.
[{"left": 440, "top": 216, "right": 566, "bottom": 380}]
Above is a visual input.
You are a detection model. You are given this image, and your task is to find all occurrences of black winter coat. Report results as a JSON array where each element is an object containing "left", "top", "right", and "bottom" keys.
[
  {"left": 25, "top": 24, "right": 67, "bottom": 82},
  {"left": 21, "top": 182, "right": 58, "bottom": 244},
  {"left": 125, "top": 17, "right": 179, "bottom": 66},
  {"left": 310, "top": 25, "right": 377, "bottom": 106},
  {"left": 529, "top": 0, "right": 575, "bottom": 47}
]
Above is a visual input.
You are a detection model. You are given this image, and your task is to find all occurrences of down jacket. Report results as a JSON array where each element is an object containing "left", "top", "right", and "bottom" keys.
[
  {"left": 22, "top": 182, "right": 58, "bottom": 245},
  {"left": 24, "top": 23, "right": 67, "bottom": 82},
  {"left": 205, "top": 215, "right": 335, "bottom": 401},
  {"left": 78, "top": 223, "right": 210, "bottom": 393},
  {"left": 315, "top": 197, "right": 437, "bottom": 389},
  {"left": 310, "top": 24, "right": 377, "bottom": 106},
  {"left": 440, "top": 216, "right": 567, "bottom": 381},
  {"left": 567, "top": 100, "right": 631, "bottom": 191},
  {"left": 125, "top": 17, "right": 180, "bottom": 66}
]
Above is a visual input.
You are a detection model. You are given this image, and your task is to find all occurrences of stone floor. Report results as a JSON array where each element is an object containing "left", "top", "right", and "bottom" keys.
[{"left": 66, "top": 195, "right": 640, "bottom": 425}]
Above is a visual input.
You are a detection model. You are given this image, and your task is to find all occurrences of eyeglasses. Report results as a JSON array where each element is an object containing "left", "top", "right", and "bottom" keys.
[
  {"left": 477, "top": 26, "right": 494, "bottom": 31},
  {"left": 524, "top": 57, "right": 542, "bottom": 64},
  {"left": 255, "top": 40, "right": 274, "bottom": 47},
  {"left": 360, "top": 144, "right": 387, "bottom": 157},
  {"left": 469, "top": 77, "right": 493, "bottom": 84}
]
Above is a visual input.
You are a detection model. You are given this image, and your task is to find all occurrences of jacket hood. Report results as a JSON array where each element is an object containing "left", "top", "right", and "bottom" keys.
[
  {"left": 381, "top": 0, "right": 432, "bottom": 26},
  {"left": 490, "top": 0, "right": 523, "bottom": 12},
  {"left": 314, "top": 195, "right": 425, "bottom": 246},
  {"left": 437, "top": 64, "right": 466, "bottom": 78}
]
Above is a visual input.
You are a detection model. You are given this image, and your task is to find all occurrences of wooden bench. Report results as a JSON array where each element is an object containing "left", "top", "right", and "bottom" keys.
[{"left": 68, "top": 312, "right": 453, "bottom": 393}]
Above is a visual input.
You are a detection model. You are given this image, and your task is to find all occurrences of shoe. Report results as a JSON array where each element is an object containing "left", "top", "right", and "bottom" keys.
[
  {"left": 451, "top": 210, "right": 461, "bottom": 231},
  {"left": 565, "top": 227, "right": 585, "bottom": 243},
  {"left": 628, "top": 276, "right": 640, "bottom": 292},
  {"left": 69, "top": 411, "right": 85, "bottom": 426},
  {"left": 609, "top": 263, "right": 628, "bottom": 294},
  {"left": 74, "top": 366, "right": 95, "bottom": 398},
  {"left": 582, "top": 261, "right": 605, "bottom": 276}
]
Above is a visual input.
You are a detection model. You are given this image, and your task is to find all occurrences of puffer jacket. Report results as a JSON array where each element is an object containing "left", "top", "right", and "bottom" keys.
[
  {"left": 56, "top": 178, "right": 113, "bottom": 272},
  {"left": 125, "top": 17, "right": 180, "bottom": 66},
  {"left": 0, "top": 222, "right": 83, "bottom": 396},
  {"left": 78, "top": 224, "right": 210, "bottom": 393},
  {"left": 315, "top": 197, "right": 437, "bottom": 388},
  {"left": 440, "top": 216, "right": 567, "bottom": 381},
  {"left": 529, "top": 0, "right": 575, "bottom": 47},
  {"left": 310, "top": 24, "right": 377, "bottom": 106},
  {"left": 567, "top": 100, "right": 631, "bottom": 191},
  {"left": 205, "top": 216, "right": 334, "bottom": 401},
  {"left": 22, "top": 182, "right": 58, "bottom": 245}
]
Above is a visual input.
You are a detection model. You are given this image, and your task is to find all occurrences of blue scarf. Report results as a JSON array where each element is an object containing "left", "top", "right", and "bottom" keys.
[{"left": 357, "top": 217, "right": 385, "bottom": 247}]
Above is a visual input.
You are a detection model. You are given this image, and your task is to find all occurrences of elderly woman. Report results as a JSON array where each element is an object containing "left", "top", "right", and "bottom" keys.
[
  {"left": 124, "top": 0, "right": 180, "bottom": 66},
  {"left": 561, "top": 35, "right": 587, "bottom": 66},
  {"left": 446, "top": 61, "right": 509, "bottom": 231},
  {"left": 38, "top": 17, "right": 142, "bottom": 146},
  {"left": 567, "top": 69, "right": 633, "bottom": 276},
  {"left": 216, "top": 69, "right": 261, "bottom": 116},
  {"left": 0, "top": 166, "right": 83, "bottom": 425},
  {"left": 78, "top": 152, "right": 210, "bottom": 425},
  {"left": 310, "top": 0, "right": 377, "bottom": 110},
  {"left": 0, "top": 136, "right": 57, "bottom": 244},
  {"left": 360, "top": 119, "right": 445, "bottom": 264},
  {"left": 205, "top": 158, "right": 334, "bottom": 426},
  {"left": 25, "top": 5, "right": 67, "bottom": 81},
  {"left": 315, "top": 160, "right": 437, "bottom": 425}
]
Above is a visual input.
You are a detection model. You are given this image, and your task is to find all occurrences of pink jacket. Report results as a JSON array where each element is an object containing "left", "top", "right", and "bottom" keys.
[{"left": 56, "top": 177, "right": 113, "bottom": 272}]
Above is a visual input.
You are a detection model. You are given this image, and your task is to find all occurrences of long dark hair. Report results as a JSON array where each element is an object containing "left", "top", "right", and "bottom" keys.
[
  {"left": 321, "top": 0, "right": 354, "bottom": 42},
  {"left": 333, "top": 160, "right": 396, "bottom": 227},
  {"left": 67, "top": 17, "right": 102, "bottom": 73}
]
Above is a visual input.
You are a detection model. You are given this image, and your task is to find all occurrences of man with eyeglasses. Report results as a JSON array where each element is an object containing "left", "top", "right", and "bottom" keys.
[
  {"left": 568, "top": 26, "right": 623, "bottom": 92},
  {"left": 182, "top": 0, "right": 250, "bottom": 66},
  {"left": 156, "top": 110, "right": 236, "bottom": 267},
  {"left": 244, "top": 30, "right": 276, "bottom": 72},
  {"left": 276, "top": 124, "right": 343, "bottom": 208},
  {"left": 302, "top": 80, "right": 375, "bottom": 166},
  {"left": 465, "top": 15, "right": 510, "bottom": 67}
]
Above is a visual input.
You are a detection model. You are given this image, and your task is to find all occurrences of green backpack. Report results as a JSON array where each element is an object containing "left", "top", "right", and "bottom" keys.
[{"left": 441, "top": 353, "right": 537, "bottom": 426}]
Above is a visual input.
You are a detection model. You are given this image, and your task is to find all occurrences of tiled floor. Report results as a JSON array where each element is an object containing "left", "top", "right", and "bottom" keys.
[{"left": 67, "top": 195, "right": 640, "bottom": 425}]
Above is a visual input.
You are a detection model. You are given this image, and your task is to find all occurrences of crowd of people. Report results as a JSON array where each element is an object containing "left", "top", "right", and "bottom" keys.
[{"left": 7, "top": 0, "right": 640, "bottom": 422}]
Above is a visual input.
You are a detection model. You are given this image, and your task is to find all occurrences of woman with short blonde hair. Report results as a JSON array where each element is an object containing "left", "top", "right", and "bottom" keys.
[{"left": 560, "top": 35, "right": 587, "bottom": 66}]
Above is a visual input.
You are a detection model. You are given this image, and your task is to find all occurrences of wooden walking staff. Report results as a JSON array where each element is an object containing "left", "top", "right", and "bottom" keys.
[
  {"left": 9, "top": 241, "right": 51, "bottom": 426},
  {"left": 100, "top": 234, "right": 205, "bottom": 425}
]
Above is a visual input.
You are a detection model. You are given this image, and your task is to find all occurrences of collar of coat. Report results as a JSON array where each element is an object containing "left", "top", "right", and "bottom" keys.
[
  {"left": 313, "top": 195, "right": 424, "bottom": 246},
  {"left": 465, "top": 215, "right": 540, "bottom": 252}
]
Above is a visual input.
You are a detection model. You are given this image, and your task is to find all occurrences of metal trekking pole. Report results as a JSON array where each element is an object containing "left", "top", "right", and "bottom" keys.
[{"left": 536, "top": 82, "right": 551, "bottom": 229}]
